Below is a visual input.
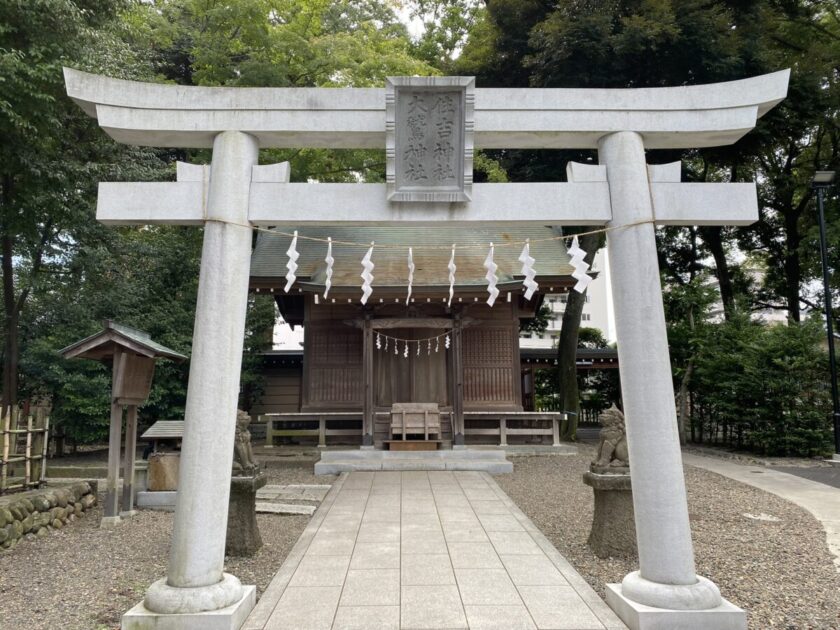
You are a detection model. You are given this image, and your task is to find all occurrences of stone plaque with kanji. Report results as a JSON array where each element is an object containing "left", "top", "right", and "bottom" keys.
[{"left": 386, "top": 76, "right": 474, "bottom": 202}]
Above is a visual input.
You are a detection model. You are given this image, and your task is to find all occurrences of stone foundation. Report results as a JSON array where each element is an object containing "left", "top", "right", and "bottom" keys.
[{"left": 0, "top": 481, "right": 98, "bottom": 551}]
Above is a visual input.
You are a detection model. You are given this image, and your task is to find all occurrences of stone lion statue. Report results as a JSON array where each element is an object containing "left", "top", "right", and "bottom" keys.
[
  {"left": 593, "top": 404, "right": 629, "bottom": 468},
  {"left": 232, "top": 409, "right": 259, "bottom": 476}
]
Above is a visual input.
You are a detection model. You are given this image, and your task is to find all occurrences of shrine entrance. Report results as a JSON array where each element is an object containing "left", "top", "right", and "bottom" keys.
[{"left": 64, "top": 67, "right": 789, "bottom": 630}]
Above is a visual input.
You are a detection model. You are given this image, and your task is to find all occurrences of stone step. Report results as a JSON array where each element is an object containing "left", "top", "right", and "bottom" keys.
[
  {"left": 314, "top": 457, "right": 512, "bottom": 475},
  {"left": 318, "top": 448, "right": 509, "bottom": 462},
  {"left": 255, "top": 502, "right": 317, "bottom": 516}
]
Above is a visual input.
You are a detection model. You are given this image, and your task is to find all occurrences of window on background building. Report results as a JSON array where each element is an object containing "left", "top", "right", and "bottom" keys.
[
  {"left": 560, "top": 295, "right": 568, "bottom": 303},
  {"left": 582, "top": 313, "right": 591, "bottom": 321}
]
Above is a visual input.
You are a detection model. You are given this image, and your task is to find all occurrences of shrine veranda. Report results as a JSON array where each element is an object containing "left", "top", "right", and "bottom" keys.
[{"left": 63, "top": 68, "right": 790, "bottom": 630}]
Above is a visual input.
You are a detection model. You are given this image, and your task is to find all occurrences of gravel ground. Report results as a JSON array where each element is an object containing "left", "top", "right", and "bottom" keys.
[
  {"left": 0, "top": 464, "right": 329, "bottom": 630},
  {"left": 497, "top": 448, "right": 840, "bottom": 630}
]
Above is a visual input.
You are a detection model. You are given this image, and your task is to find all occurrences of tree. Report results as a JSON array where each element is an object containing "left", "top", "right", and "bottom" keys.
[
  {"left": 0, "top": 0, "right": 170, "bottom": 411},
  {"left": 555, "top": 232, "right": 602, "bottom": 440}
]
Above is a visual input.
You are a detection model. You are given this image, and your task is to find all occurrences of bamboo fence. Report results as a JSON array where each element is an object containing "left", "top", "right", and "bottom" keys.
[{"left": 0, "top": 407, "right": 50, "bottom": 495}]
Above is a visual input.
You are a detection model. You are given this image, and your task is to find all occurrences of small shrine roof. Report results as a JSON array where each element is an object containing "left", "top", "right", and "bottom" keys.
[
  {"left": 250, "top": 226, "right": 574, "bottom": 290},
  {"left": 59, "top": 320, "right": 187, "bottom": 362}
]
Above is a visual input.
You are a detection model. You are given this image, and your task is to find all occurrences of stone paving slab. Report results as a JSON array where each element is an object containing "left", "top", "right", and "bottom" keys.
[{"left": 244, "top": 471, "right": 626, "bottom": 630}]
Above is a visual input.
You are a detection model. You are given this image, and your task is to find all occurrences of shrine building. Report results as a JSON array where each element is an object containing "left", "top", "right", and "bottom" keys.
[{"left": 249, "top": 225, "right": 578, "bottom": 449}]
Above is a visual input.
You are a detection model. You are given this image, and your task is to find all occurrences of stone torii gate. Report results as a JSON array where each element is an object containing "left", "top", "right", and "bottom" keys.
[{"left": 64, "top": 68, "right": 789, "bottom": 630}]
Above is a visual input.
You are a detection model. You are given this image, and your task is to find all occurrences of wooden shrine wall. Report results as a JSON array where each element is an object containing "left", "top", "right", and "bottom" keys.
[
  {"left": 462, "top": 303, "right": 522, "bottom": 411},
  {"left": 303, "top": 302, "right": 363, "bottom": 410},
  {"left": 300, "top": 297, "right": 522, "bottom": 412},
  {"left": 251, "top": 366, "right": 301, "bottom": 415}
]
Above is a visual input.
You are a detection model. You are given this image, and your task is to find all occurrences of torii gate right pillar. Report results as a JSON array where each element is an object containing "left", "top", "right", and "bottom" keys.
[{"left": 600, "top": 131, "right": 745, "bottom": 629}]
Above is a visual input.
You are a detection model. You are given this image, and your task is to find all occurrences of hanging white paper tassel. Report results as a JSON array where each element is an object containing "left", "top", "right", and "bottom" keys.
[
  {"left": 360, "top": 241, "right": 375, "bottom": 305},
  {"left": 435, "top": 337, "right": 440, "bottom": 353},
  {"left": 416, "top": 342, "right": 420, "bottom": 357},
  {"left": 568, "top": 236, "right": 593, "bottom": 293},
  {"left": 427, "top": 339, "right": 431, "bottom": 355},
  {"left": 376, "top": 332, "right": 381, "bottom": 350},
  {"left": 445, "top": 334, "right": 451, "bottom": 350},
  {"left": 284, "top": 231, "right": 299, "bottom": 293},
  {"left": 384, "top": 335, "right": 389, "bottom": 351},
  {"left": 484, "top": 242, "right": 499, "bottom": 307},
  {"left": 403, "top": 341, "right": 409, "bottom": 358},
  {"left": 447, "top": 245, "right": 456, "bottom": 307},
  {"left": 323, "top": 237, "right": 334, "bottom": 299},
  {"left": 518, "top": 239, "right": 539, "bottom": 300},
  {"left": 406, "top": 247, "right": 415, "bottom": 305},
  {"left": 394, "top": 339, "right": 398, "bottom": 355}
]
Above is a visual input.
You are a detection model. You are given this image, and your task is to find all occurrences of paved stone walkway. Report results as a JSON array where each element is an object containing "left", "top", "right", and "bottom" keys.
[
  {"left": 683, "top": 453, "right": 840, "bottom": 571},
  {"left": 256, "top": 484, "right": 333, "bottom": 515},
  {"left": 244, "top": 471, "right": 625, "bottom": 630}
]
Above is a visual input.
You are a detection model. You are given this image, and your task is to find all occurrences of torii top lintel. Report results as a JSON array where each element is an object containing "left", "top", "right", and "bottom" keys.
[{"left": 64, "top": 68, "right": 789, "bottom": 151}]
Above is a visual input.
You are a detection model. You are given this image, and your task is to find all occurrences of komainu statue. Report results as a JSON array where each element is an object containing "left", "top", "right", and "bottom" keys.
[
  {"left": 232, "top": 409, "right": 259, "bottom": 476},
  {"left": 593, "top": 404, "right": 629, "bottom": 469}
]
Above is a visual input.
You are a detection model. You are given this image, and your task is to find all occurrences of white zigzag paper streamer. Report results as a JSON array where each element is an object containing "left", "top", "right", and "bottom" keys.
[
  {"left": 406, "top": 248, "right": 415, "bottom": 305},
  {"left": 323, "top": 237, "right": 334, "bottom": 299},
  {"left": 518, "top": 239, "right": 538, "bottom": 300},
  {"left": 568, "top": 236, "right": 593, "bottom": 293},
  {"left": 284, "top": 231, "right": 299, "bottom": 293},
  {"left": 447, "top": 245, "right": 456, "bottom": 307},
  {"left": 484, "top": 242, "right": 499, "bottom": 307},
  {"left": 360, "top": 242, "right": 374, "bottom": 305}
]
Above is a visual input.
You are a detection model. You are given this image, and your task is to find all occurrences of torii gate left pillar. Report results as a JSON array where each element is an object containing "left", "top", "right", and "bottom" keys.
[{"left": 65, "top": 68, "right": 788, "bottom": 630}]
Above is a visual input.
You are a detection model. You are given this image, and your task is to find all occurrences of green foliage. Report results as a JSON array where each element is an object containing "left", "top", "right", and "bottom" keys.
[
  {"left": 20, "top": 226, "right": 202, "bottom": 442},
  {"left": 520, "top": 303, "right": 551, "bottom": 335},
  {"left": 684, "top": 316, "right": 832, "bottom": 457}
]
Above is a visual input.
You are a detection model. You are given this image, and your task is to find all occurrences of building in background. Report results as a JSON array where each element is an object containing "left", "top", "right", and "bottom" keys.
[{"left": 520, "top": 249, "right": 615, "bottom": 348}]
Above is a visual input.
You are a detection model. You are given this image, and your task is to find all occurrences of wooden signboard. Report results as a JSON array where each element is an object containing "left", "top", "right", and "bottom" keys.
[{"left": 113, "top": 353, "right": 156, "bottom": 405}]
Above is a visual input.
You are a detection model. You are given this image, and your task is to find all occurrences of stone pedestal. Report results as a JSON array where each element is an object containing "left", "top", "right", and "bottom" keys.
[
  {"left": 148, "top": 453, "right": 180, "bottom": 491},
  {"left": 583, "top": 468, "right": 636, "bottom": 558},
  {"left": 226, "top": 474, "right": 267, "bottom": 557}
]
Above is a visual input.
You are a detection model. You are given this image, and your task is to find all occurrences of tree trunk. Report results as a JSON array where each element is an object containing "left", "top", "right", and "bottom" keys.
[
  {"left": 1, "top": 231, "right": 18, "bottom": 412},
  {"left": 676, "top": 360, "right": 693, "bottom": 446},
  {"left": 556, "top": 233, "right": 601, "bottom": 441},
  {"left": 783, "top": 209, "right": 801, "bottom": 322},
  {"left": 700, "top": 226, "right": 735, "bottom": 320}
]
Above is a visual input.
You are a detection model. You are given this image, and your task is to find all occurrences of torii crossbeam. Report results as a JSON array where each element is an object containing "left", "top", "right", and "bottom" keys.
[{"left": 65, "top": 68, "right": 789, "bottom": 630}]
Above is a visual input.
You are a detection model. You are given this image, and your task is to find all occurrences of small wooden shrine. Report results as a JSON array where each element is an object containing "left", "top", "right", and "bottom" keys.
[
  {"left": 59, "top": 321, "right": 186, "bottom": 526},
  {"left": 250, "top": 226, "right": 576, "bottom": 448}
]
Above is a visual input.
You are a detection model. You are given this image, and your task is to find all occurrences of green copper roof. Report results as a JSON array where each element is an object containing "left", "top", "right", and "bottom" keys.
[{"left": 250, "top": 226, "right": 574, "bottom": 288}]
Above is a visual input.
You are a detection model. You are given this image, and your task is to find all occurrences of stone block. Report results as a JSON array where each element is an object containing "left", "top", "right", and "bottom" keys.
[
  {"left": 226, "top": 475, "right": 267, "bottom": 557},
  {"left": 121, "top": 585, "right": 256, "bottom": 630},
  {"left": 606, "top": 584, "right": 747, "bottom": 630},
  {"left": 136, "top": 491, "right": 177, "bottom": 511},
  {"left": 583, "top": 471, "right": 636, "bottom": 558},
  {"left": 148, "top": 453, "right": 180, "bottom": 491}
]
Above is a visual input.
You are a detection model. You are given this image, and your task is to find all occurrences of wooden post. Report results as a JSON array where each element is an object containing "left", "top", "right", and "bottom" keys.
[
  {"left": 499, "top": 417, "right": 507, "bottom": 446},
  {"left": 362, "top": 315, "right": 374, "bottom": 448},
  {"left": 452, "top": 312, "right": 465, "bottom": 446},
  {"left": 103, "top": 349, "right": 124, "bottom": 527},
  {"left": 318, "top": 415, "right": 326, "bottom": 448},
  {"left": 40, "top": 414, "right": 50, "bottom": 485},
  {"left": 1, "top": 408, "right": 9, "bottom": 494},
  {"left": 25, "top": 414, "right": 33, "bottom": 488},
  {"left": 265, "top": 416, "right": 274, "bottom": 447},
  {"left": 553, "top": 414, "right": 562, "bottom": 447},
  {"left": 121, "top": 405, "right": 138, "bottom": 517}
]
